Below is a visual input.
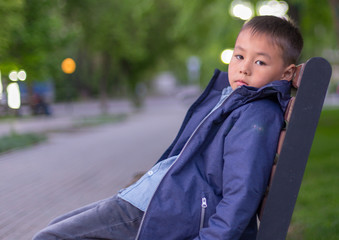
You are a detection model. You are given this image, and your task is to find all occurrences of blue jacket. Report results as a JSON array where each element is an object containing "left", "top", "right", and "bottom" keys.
[{"left": 136, "top": 69, "right": 291, "bottom": 240}]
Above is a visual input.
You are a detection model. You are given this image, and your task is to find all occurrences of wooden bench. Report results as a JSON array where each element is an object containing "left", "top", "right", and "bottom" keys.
[{"left": 257, "top": 57, "right": 332, "bottom": 240}]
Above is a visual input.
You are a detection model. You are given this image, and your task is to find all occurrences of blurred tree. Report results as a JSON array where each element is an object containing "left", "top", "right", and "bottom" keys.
[
  {"left": 59, "top": 0, "right": 338, "bottom": 101},
  {"left": 3, "top": 0, "right": 72, "bottom": 107},
  {"left": 62, "top": 0, "right": 181, "bottom": 109},
  {"left": 8, "top": 0, "right": 64, "bottom": 78},
  {"left": 0, "top": 0, "right": 24, "bottom": 73},
  {"left": 1, "top": 0, "right": 338, "bottom": 106},
  {"left": 288, "top": 0, "right": 337, "bottom": 60},
  {"left": 167, "top": 0, "right": 242, "bottom": 86}
]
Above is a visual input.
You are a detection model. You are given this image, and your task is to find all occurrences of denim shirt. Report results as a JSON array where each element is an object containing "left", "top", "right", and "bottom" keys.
[{"left": 118, "top": 86, "right": 233, "bottom": 211}]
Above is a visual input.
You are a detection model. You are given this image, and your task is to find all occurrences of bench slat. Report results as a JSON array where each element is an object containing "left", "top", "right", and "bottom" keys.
[{"left": 256, "top": 57, "right": 332, "bottom": 240}]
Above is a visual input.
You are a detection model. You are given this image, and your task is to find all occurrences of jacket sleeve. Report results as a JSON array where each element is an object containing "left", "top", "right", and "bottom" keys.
[{"left": 194, "top": 100, "right": 284, "bottom": 240}]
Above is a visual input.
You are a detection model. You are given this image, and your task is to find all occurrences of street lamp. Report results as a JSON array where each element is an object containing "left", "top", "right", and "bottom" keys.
[
  {"left": 7, "top": 69, "right": 27, "bottom": 109},
  {"left": 61, "top": 58, "right": 76, "bottom": 112},
  {"left": 0, "top": 71, "right": 2, "bottom": 100}
]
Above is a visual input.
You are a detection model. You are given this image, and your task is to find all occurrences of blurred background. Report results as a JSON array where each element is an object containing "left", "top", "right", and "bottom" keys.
[
  {"left": 0, "top": 0, "right": 338, "bottom": 112},
  {"left": 0, "top": 0, "right": 338, "bottom": 239}
]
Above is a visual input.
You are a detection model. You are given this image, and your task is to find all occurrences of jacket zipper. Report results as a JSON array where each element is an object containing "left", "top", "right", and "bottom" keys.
[
  {"left": 136, "top": 90, "right": 236, "bottom": 239},
  {"left": 200, "top": 197, "right": 208, "bottom": 229}
]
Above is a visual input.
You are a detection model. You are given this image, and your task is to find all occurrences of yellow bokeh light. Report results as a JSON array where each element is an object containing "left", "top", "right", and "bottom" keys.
[{"left": 61, "top": 58, "right": 76, "bottom": 74}]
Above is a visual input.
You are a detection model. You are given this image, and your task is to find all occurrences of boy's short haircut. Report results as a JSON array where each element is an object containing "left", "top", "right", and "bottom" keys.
[{"left": 241, "top": 15, "right": 303, "bottom": 65}]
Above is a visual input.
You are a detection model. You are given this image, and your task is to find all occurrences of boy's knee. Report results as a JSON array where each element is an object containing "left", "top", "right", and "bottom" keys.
[{"left": 32, "top": 229, "right": 58, "bottom": 240}]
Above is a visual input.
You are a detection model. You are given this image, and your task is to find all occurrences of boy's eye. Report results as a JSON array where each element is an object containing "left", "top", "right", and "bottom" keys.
[
  {"left": 235, "top": 55, "right": 243, "bottom": 60},
  {"left": 255, "top": 60, "right": 266, "bottom": 66}
]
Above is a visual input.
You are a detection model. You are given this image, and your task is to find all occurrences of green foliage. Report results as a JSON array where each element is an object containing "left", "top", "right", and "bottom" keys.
[
  {"left": 0, "top": 0, "right": 338, "bottom": 101},
  {"left": 54, "top": 0, "right": 192, "bottom": 104},
  {"left": 159, "top": 0, "right": 243, "bottom": 86},
  {"left": 289, "top": 0, "right": 337, "bottom": 60},
  {"left": 0, "top": 0, "right": 74, "bottom": 99},
  {"left": 287, "top": 108, "right": 339, "bottom": 240},
  {"left": 0, "top": 0, "right": 23, "bottom": 58},
  {"left": 0, "top": 132, "right": 46, "bottom": 154}
]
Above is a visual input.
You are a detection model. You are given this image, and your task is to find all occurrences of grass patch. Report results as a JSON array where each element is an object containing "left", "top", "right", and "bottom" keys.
[
  {"left": 287, "top": 108, "right": 339, "bottom": 240},
  {"left": 73, "top": 114, "right": 127, "bottom": 128},
  {"left": 0, "top": 132, "right": 47, "bottom": 154}
]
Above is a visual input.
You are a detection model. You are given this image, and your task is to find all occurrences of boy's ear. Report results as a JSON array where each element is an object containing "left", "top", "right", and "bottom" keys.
[{"left": 281, "top": 64, "right": 296, "bottom": 81}]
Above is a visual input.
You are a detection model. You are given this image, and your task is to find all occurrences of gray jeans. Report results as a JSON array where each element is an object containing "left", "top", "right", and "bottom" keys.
[{"left": 33, "top": 195, "right": 144, "bottom": 240}]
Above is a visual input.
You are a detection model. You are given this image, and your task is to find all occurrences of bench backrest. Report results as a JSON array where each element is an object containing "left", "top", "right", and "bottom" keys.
[{"left": 256, "top": 57, "right": 332, "bottom": 240}]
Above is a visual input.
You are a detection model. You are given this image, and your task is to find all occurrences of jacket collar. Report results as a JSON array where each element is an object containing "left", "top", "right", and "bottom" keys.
[
  {"left": 234, "top": 80, "right": 292, "bottom": 112},
  {"left": 211, "top": 69, "right": 291, "bottom": 113}
]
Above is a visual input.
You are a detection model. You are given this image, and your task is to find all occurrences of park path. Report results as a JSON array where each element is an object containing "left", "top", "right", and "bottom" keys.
[{"left": 0, "top": 97, "right": 189, "bottom": 240}]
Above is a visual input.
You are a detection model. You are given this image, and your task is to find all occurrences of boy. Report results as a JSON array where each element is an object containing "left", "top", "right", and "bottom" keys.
[{"left": 34, "top": 15, "right": 303, "bottom": 240}]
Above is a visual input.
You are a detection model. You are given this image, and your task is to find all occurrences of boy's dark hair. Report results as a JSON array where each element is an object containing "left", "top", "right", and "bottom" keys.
[{"left": 241, "top": 15, "right": 303, "bottom": 65}]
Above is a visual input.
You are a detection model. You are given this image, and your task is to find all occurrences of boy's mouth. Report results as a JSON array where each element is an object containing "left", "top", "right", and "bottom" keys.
[{"left": 235, "top": 80, "right": 248, "bottom": 87}]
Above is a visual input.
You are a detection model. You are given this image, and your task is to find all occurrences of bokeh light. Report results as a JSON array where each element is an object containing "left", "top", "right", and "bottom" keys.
[
  {"left": 221, "top": 49, "right": 234, "bottom": 64},
  {"left": 17, "top": 70, "right": 27, "bottom": 81},
  {"left": 230, "top": 0, "right": 254, "bottom": 20},
  {"left": 9, "top": 71, "right": 18, "bottom": 81},
  {"left": 61, "top": 58, "right": 76, "bottom": 74},
  {"left": 7, "top": 82, "right": 21, "bottom": 109},
  {"left": 230, "top": 0, "right": 289, "bottom": 20},
  {"left": 257, "top": 0, "right": 289, "bottom": 17}
]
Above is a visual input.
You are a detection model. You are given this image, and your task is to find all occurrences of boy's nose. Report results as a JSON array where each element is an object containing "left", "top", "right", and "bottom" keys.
[
  {"left": 240, "top": 69, "right": 249, "bottom": 75},
  {"left": 240, "top": 62, "right": 251, "bottom": 75}
]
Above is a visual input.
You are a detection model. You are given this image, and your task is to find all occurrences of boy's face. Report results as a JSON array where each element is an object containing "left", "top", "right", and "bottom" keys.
[{"left": 228, "top": 28, "right": 295, "bottom": 90}]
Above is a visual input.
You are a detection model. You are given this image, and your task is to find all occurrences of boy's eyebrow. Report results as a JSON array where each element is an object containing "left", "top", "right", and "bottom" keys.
[
  {"left": 234, "top": 45, "right": 272, "bottom": 60},
  {"left": 257, "top": 52, "right": 272, "bottom": 60}
]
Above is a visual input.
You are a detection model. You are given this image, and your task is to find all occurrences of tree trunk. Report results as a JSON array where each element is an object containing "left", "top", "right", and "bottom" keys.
[
  {"left": 329, "top": 0, "right": 339, "bottom": 47},
  {"left": 99, "top": 52, "right": 110, "bottom": 115}
]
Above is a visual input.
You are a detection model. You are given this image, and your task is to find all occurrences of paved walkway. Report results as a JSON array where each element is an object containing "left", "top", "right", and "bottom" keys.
[
  {"left": 0, "top": 97, "right": 190, "bottom": 240},
  {"left": 0, "top": 92, "right": 338, "bottom": 240},
  {"left": 0, "top": 99, "right": 134, "bottom": 137}
]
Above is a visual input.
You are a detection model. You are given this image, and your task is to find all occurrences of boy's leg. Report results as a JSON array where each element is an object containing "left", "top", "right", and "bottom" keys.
[
  {"left": 47, "top": 197, "right": 109, "bottom": 225},
  {"left": 33, "top": 195, "right": 144, "bottom": 240}
]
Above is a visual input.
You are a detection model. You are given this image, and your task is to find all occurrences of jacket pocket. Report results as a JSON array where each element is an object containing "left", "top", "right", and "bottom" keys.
[{"left": 199, "top": 197, "right": 208, "bottom": 229}]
